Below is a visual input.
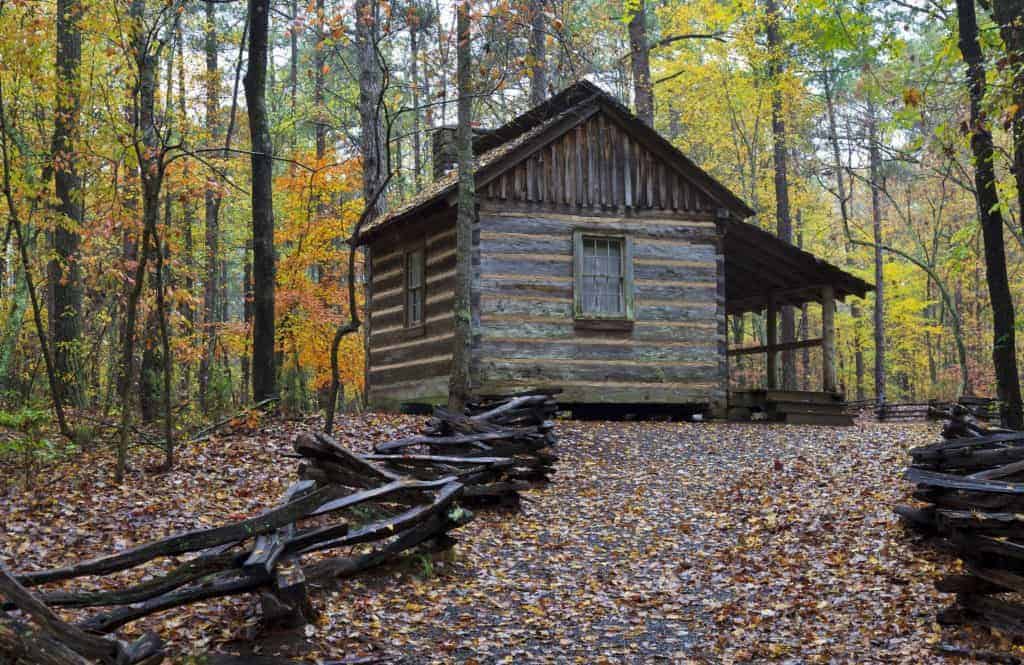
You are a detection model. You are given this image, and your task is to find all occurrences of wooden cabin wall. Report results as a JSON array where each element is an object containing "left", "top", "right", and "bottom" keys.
[
  {"left": 474, "top": 206, "right": 727, "bottom": 407},
  {"left": 366, "top": 212, "right": 457, "bottom": 409},
  {"left": 470, "top": 110, "right": 728, "bottom": 407}
]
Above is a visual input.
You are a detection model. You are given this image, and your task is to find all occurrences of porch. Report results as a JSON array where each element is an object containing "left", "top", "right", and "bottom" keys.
[{"left": 719, "top": 219, "right": 873, "bottom": 425}]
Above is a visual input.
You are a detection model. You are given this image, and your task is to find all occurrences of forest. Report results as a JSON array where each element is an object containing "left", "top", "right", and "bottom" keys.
[
  {"left": 3, "top": 0, "right": 1024, "bottom": 661},
  {"left": 0, "top": 0, "right": 1022, "bottom": 451}
]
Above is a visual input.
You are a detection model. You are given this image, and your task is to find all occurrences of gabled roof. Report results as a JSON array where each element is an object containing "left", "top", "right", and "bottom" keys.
[{"left": 357, "top": 80, "right": 755, "bottom": 243}]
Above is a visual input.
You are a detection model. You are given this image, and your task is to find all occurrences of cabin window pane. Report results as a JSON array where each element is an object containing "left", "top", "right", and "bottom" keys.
[
  {"left": 406, "top": 249, "right": 425, "bottom": 326},
  {"left": 581, "top": 236, "right": 624, "bottom": 315}
]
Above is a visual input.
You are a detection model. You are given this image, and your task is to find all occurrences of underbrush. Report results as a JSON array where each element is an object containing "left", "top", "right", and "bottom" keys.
[{"left": 0, "top": 407, "right": 79, "bottom": 491}]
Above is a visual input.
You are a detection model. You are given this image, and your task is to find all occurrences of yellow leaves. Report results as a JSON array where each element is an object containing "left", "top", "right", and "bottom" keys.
[
  {"left": 523, "top": 603, "right": 546, "bottom": 617},
  {"left": 1003, "top": 103, "right": 1020, "bottom": 130}
]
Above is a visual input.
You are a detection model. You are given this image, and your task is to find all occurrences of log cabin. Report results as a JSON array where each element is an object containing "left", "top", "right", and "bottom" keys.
[{"left": 357, "top": 81, "right": 872, "bottom": 421}]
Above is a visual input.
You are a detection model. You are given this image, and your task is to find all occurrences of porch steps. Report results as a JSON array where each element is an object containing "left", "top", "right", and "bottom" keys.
[{"left": 729, "top": 389, "right": 854, "bottom": 426}]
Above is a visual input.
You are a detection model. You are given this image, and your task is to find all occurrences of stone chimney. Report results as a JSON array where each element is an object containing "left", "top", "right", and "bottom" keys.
[
  {"left": 430, "top": 125, "right": 495, "bottom": 181},
  {"left": 431, "top": 126, "right": 458, "bottom": 181}
]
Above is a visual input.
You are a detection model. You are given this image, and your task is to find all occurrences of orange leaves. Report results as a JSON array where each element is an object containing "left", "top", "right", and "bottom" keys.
[{"left": 273, "top": 149, "right": 365, "bottom": 395}]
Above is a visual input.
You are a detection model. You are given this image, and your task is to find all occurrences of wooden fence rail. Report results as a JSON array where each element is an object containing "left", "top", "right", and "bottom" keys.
[
  {"left": 846, "top": 398, "right": 1001, "bottom": 424},
  {"left": 0, "top": 392, "right": 560, "bottom": 665},
  {"left": 896, "top": 405, "right": 1024, "bottom": 637}
]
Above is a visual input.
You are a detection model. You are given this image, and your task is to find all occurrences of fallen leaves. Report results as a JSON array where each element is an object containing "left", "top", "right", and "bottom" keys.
[{"left": 0, "top": 415, "right": 1009, "bottom": 662}]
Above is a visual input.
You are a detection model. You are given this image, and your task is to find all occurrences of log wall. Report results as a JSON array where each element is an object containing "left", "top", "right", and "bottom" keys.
[
  {"left": 367, "top": 212, "right": 457, "bottom": 408},
  {"left": 474, "top": 206, "right": 726, "bottom": 407}
]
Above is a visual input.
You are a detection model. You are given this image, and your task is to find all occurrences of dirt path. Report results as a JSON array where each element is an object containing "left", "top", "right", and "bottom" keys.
[{"left": 314, "top": 420, "right": 978, "bottom": 663}]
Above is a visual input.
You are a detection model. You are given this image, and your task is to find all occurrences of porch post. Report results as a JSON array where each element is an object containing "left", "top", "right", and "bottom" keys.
[
  {"left": 821, "top": 285, "right": 837, "bottom": 393},
  {"left": 766, "top": 294, "right": 778, "bottom": 389}
]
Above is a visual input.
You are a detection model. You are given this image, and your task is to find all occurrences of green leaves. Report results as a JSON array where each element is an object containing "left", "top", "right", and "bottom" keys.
[{"left": 621, "top": 0, "right": 643, "bottom": 25}]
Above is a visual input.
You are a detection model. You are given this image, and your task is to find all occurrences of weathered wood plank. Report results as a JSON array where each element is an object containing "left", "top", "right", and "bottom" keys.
[
  {"left": 369, "top": 376, "right": 450, "bottom": 408},
  {"left": 369, "top": 315, "right": 453, "bottom": 349},
  {"left": 370, "top": 296, "right": 453, "bottom": 330},
  {"left": 479, "top": 213, "right": 719, "bottom": 242},
  {"left": 369, "top": 356, "right": 452, "bottom": 386},
  {"left": 370, "top": 334, "right": 456, "bottom": 366},
  {"left": 477, "top": 379, "right": 719, "bottom": 405},
  {"left": 481, "top": 339, "right": 718, "bottom": 363},
  {"left": 479, "top": 317, "right": 718, "bottom": 338},
  {"left": 479, "top": 358, "right": 719, "bottom": 384}
]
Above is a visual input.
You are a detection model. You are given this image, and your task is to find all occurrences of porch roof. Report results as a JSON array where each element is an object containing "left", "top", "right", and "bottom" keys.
[{"left": 721, "top": 218, "right": 873, "bottom": 314}]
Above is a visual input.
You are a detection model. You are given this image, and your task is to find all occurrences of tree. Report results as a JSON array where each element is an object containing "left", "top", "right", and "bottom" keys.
[
  {"left": 448, "top": 0, "right": 474, "bottom": 411},
  {"left": 245, "top": 0, "right": 277, "bottom": 402},
  {"left": 198, "top": 0, "right": 222, "bottom": 412},
  {"left": 763, "top": 0, "right": 796, "bottom": 390},
  {"left": 117, "top": 0, "right": 166, "bottom": 481},
  {"left": 0, "top": 74, "right": 72, "bottom": 441},
  {"left": 529, "top": 0, "right": 547, "bottom": 105},
  {"left": 49, "top": 0, "right": 83, "bottom": 406},
  {"left": 990, "top": 0, "right": 1024, "bottom": 236},
  {"left": 866, "top": 96, "right": 886, "bottom": 406},
  {"left": 955, "top": 0, "right": 1023, "bottom": 427},
  {"left": 627, "top": 0, "right": 653, "bottom": 126},
  {"left": 355, "top": 0, "right": 386, "bottom": 218}
]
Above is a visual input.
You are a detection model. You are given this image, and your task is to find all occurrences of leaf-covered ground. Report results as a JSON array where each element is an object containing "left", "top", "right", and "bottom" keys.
[{"left": 0, "top": 415, "right": 1010, "bottom": 663}]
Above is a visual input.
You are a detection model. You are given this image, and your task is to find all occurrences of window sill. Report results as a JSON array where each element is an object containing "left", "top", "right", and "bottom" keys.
[{"left": 573, "top": 318, "right": 635, "bottom": 332}]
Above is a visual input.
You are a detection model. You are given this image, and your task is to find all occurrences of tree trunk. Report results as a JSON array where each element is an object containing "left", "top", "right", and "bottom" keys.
[
  {"left": 246, "top": 0, "right": 277, "bottom": 402},
  {"left": 448, "top": 0, "right": 474, "bottom": 412},
  {"left": 241, "top": 240, "right": 252, "bottom": 403},
  {"left": 866, "top": 98, "right": 886, "bottom": 407},
  {"left": 529, "top": 0, "right": 547, "bottom": 105},
  {"left": 0, "top": 83, "right": 71, "bottom": 440},
  {"left": 991, "top": 0, "right": 1024, "bottom": 237},
  {"left": 957, "top": 0, "right": 1024, "bottom": 428},
  {"left": 177, "top": 23, "right": 194, "bottom": 395},
  {"left": 153, "top": 225, "right": 173, "bottom": 469},
  {"left": 355, "top": 0, "right": 386, "bottom": 218},
  {"left": 286, "top": 0, "right": 296, "bottom": 114},
  {"left": 49, "top": 0, "right": 83, "bottom": 407},
  {"left": 314, "top": 0, "right": 327, "bottom": 161},
  {"left": 199, "top": 0, "right": 221, "bottom": 412},
  {"left": 764, "top": 0, "right": 796, "bottom": 390},
  {"left": 118, "top": 0, "right": 162, "bottom": 481},
  {"left": 409, "top": 10, "right": 425, "bottom": 190},
  {"left": 628, "top": 1, "right": 653, "bottom": 126}
]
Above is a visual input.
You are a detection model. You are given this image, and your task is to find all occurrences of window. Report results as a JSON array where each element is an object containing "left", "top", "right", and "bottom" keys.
[
  {"left": 573, "top": 231, "right": 634, "bottom": 323},
  {"left": 405, "top": 247, "right": 425, "bottom": 327}
]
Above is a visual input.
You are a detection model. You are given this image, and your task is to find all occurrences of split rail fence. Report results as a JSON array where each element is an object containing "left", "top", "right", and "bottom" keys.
[
  {"left": 897, "top": 406, "right": 1024, "bottom": 636},
  {"left": 0, "top": 392, "right": 559, "bottom": 665}
]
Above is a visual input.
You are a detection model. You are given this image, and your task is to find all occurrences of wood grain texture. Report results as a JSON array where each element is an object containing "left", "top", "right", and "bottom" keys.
[
  {"left": 479, "top": 110, "right": 720, "bottom": 214},
  {"left": 471, "top": 207, "right": 726, "bottom": 405}
]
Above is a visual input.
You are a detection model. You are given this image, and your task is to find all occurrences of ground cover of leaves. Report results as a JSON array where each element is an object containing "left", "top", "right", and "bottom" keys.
[{"left": 0, "top": 414, "right": 1012, "bottom": 663}]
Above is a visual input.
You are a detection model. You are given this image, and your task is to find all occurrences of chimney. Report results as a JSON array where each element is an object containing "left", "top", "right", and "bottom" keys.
[
  {"left": 431, "top": 126, "right": 458, "bottom": 181},
  {"left": 430, "top": 125, "right": 495, "bottom": 181}
]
